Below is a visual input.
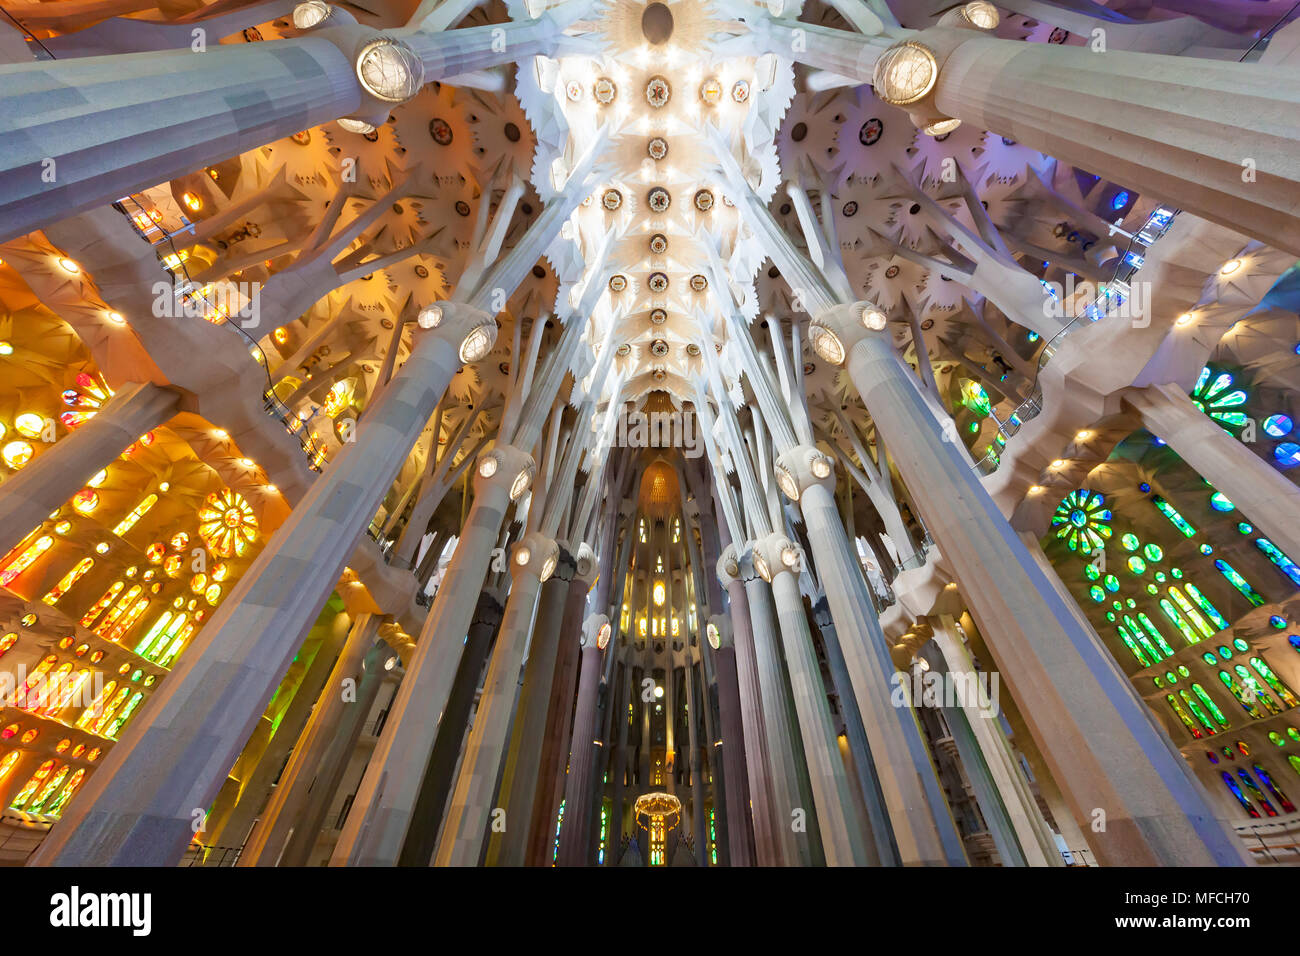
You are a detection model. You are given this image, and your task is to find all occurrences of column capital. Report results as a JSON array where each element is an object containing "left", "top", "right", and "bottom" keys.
[
  {"left": 415, "top": 301, "right": 499, "bottom": 367},
  {"left": 581, "top": 613, "right": 611, "bottom": 649},
  {"left": 549, "top": 541, "right": 578, "bottom": 583},
  {"left": 572, "top": 541, "right": 598, "bottom": 586},
  {"left": 811, "top": 593, "right": 835, "bottom": 630},
  {"left": 716, "top": 544, "right": 742, "bottom": 587},
  {"left": 509, "top": 532, "right": 560, "bottom": 583},
  {"left": 705, "top": 614, "right": 733, "bottom": 650},
  {"left": 809, "top": 300, "right": 888, "bottom": 368},
  {"left": 473, "top": 441, "right": 536, "bottom": 499},
  {"left": 775, "top": 444, "right": 836, "bottom": 502},
  {"left": 752, "top": 532, "right": 800, "bottom": 583},
  {"left": 471, "top": 589, "right": 506, "bottom": 630}
]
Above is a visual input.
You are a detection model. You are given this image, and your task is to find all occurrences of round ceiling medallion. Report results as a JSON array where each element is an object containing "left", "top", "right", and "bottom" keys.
[
  {"left": 647, "top": 137, "right": 668, "bottom": 161},
  {"left": 649, "top": 308, "right": 667, "bottom": 324},
  {"left": 885, "top": 264, "right": 900, "bottom": 279},
  {"left": 689, "top": 274, "right": 708, "bottom": 292},
  {"left": 686, "top": 343, "right": 701, "bottom": 356},
  {"left": 429, "top": 118, "right": 453, "bottom": 145},
  {"left": 593, "top": 77, "right": 617, "bottom": 104},
  {"left": 642, "top": 2, "right": 674, "bottom": 43},
  {"left": 842, "top": 201, "right": 858, "bottom": 217},
  {"left": 732, "top": 80, "right": 750, "bottom": 103},
  {"left": 649, "top": 233, "right": 668, "bottom": 255},
  {"left": 617, "top": 343, "right": 632, "bottom": 356},
  {"left": 566, "top": 80, "right": 583, "bottom": 101},
  {"left": 859, "top": 118, "right": 883, "bottom": 145},
  {"left": 648, "top": 272, "right": 669, "bottom": 293},
  {"left": 609, "top": 274, "right": 627, "bottom": 292},
  {"left": 699, "top": 78, "right": 722, "bottom": 104},
  {"left": 602, "top": 189, "right": 623, "bottom": 211},
  {"left": 650, "top": 339, "right": 669, "bottom": 357},
  {"left": 646, "top": 76, "right": 671, "bottom": 108},
  {"left": 693, "top": 189, "right": 714, "bottom": 212},
  {"left": 455, "top": 200, "right": 471, "bottom": 216},
  {"left": 647, "top": 187, "right": 671, "bottom": 213}
]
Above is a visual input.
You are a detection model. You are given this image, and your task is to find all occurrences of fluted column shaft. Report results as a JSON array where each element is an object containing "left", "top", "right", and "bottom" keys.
[
  {"left": 913, "top": 26, "right": 1300, "bottom": 255},
  {"left": 723, "top": 574, "right": 779, "bottom": 864},
  {"left": 929, "top": 616, "right": 1062, "bottom": 867},
  {"left": 556, "top": 636, "right": 604, "bottom": 866},
  {"left": 434, "top": 541, "right": 552, "bottom": 866},
  {"left": 766, "top": 565, "right": 872, "bottom": 865},
  {"left": 524, "top": 572, "right": 592, "bottom": 865},
  {"left": 278, "top": 639, "right": 391, "bottom": 866},
  {"left": 799, "top": 483, "right": 965, "bottom": 866},
  {"left": 486, "top": 550, "right": 576, "bottom": 866},
  {"left": 0, "top": 17, "right": 573, "bottom": 242},
  {"left": 741, "top": 565, "right": 808, "bottom": 865},
  {"left": 33, "top": 322, "right": 465, "bottom": 866},
  {"left": 397, "top": 591, "right": 504, "bottom": 865},
  {"left": 330, "top": 452, "right": 526, "bottom": 866},
  {"left": 811, "top": 596, "right": 896, "bottom": 866},
  {"left": 843, "top": 327, "right": 1249, "bottom": 866},
  {"left": 711, "top": 642, "right": 753, "bottom": 866},
  {"left": 0, "top": 38, "right": 359, "bottom": 242},
  {"left": 0, "top": 382, "right": 179, "bottom": 558},
  {"left": 238, "top": 613, "right": 383, "bottom": 866}
]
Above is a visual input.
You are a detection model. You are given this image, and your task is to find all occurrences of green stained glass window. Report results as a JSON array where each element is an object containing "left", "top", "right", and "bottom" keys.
[
  {"left": 1121, "top": 533, "right": 1140, "bottom": 552},
  {"left": 1153, "top": 495, "right": 1197, "bottom": 537},
  {"left": 1089, "top": 585, "right": 1106, "bottom": 603},
  {"left": 1143, "top": 543, "right": 1163, "bottom": 562},
  {"left": 1128, "top": 555, "right": 1147, "bottom": 574},
  {"left": 1051, "top": 489, "right": 1113, "bottom": 553}
]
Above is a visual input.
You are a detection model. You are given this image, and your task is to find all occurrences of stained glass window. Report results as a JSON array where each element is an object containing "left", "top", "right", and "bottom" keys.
[
  {"left": 1051, "top": 490, "right": 1112, "bottom": 553},
  {"left": 1191, "top": 367, "right": 1250, "bottom": 431}
]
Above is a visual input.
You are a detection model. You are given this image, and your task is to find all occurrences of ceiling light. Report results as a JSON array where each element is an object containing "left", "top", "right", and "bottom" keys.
[{"left": 418, "top": 304, "right": 443, "bottom": 329}]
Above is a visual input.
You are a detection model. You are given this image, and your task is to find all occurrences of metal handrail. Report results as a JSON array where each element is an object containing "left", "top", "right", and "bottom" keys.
[
  {"left": 113, "top": 195, "right": 328, "bottom": 472},
  {"left": 970, "top": 204, "right": 1180, "bottom": 475}
]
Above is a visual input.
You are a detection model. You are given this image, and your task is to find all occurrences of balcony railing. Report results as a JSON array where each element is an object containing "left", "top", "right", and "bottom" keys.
[
  {"left": 970, "top": 205, "right": 1180, "bottom": 476},
  {"left": 113, "top": 194, "right": 328, "bottom": 473}
]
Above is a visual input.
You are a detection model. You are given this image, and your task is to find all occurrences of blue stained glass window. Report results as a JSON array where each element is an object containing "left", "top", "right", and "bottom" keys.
[
  {"left": 1263, "top": 414, "right": 1293, "bottom": 438},
  {"left": 1275, "top": 442, "right": 1300, "bottom": 468}
]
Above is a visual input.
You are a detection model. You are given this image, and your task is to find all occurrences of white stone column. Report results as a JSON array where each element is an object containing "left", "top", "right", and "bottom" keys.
[
  {"left": 0, "top": 15, "right": 573, "bottom": 241},
  {"left": 30, "top": 304, "right": 492, "bottom": 867},
  {"left": 555, "top": 614, "right": 609, "bottom": 867},
  {"left": 1125, "top": 383, "right": 1300, "bottom": 560},
  {"left": 811, "top": 301, "right": 1251, "bottom": 866},
  {"left": 929, "top": 615, "right": 1062, "bottom": 867},
  {"left": 740, "top": 548, "right": 811, "bottom": 866},
  {"left": 329, "top": 443, "right": 534, "bottom": 866},
  {"left": 237, "top": 613, "right": 383, "bottom": 866},
  {"left": 755, "top": 533, "right": 874, "bottom": 865},
  {"left": 716, "top": 558, "right": 781, "bottom": 865},
  {"left": 434, "top": 533, "right": 560, "bottom": 866},
  {"left": 0, "top": 382, "right": 179, "bottom": 557},
  {"left": 765, "top": 10, "right": 1300, "bottom": 255},
  {"left": 486, "top": 544, "right": 577, "bottom": 866},
  {"left": 792, "top": 471, "right": 967, "bottom": 866}
]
